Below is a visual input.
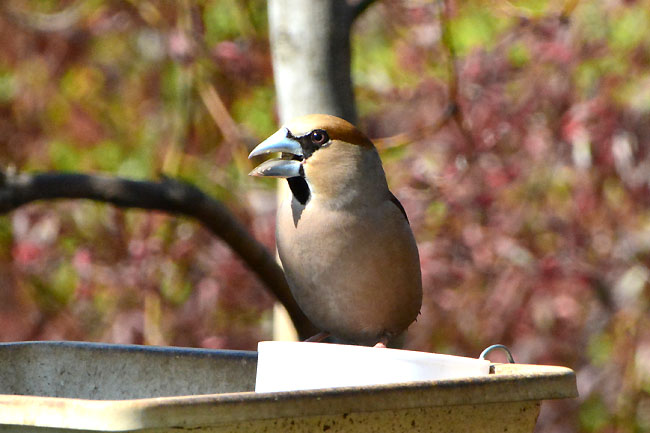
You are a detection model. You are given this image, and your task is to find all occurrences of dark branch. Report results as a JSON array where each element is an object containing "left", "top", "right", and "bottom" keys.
[{"left": 0, "top": 170, "right": 317, "bottom": 340}]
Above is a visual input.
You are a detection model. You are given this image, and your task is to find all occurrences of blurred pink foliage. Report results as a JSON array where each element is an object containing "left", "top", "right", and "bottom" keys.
[{"left": 0, "top": 1, "right": 648, "bottom": 432}]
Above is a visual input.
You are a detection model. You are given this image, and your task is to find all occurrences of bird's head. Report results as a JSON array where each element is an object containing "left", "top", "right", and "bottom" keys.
[{"left": 248, "top": 114, "right": 388, "bottom": 206}]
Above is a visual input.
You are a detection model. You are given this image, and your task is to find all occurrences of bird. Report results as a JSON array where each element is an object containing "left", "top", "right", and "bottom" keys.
[{"left": 248, "top": 114, "right": 422, "bottom": 347}]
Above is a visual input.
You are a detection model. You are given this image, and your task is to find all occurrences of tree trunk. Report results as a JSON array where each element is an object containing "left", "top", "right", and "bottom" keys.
[{"left": 268, "top": 0, "right": 357, "bottom": 124}]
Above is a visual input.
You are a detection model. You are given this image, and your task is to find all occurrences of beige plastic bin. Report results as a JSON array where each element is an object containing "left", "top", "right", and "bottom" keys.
[{"left": 0, "top": 341, "right": 577, "bottom": 432}]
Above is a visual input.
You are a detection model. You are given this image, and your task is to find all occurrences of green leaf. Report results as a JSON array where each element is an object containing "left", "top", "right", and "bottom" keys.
[
  {"left": 610, "top": 8, "right": 649, "bottom": 51},
  {"left": 449, "top": 9, "right": 501, "bottom": 55},
  {"left": 49, "top": 139, "right": 82, "bottom": 171},
  {"left": 160, "top": 267, "right": 193, "bottom": 305},
  {"left": 231, "top": 86, "right": 276, "bottom": 138},
  {"left": 60, "top": 66, "right": 104, "bottom": 102},
  {"left": 508, "top": 42, "right": 530, "bottom": 68},
  {"left": 51, "top": 262, "right": 78, "bottom": 305},
  {"left": 204, "top": 0, "right": 244, "bottom": 43},
  {"left": 91, "top": 140, "right": 124, "bottom": 172},
  {"left": 0, "top": 69, "right": 16, "bottom": 103},
  {"left": 0, "top": 217, "right": 12, "bottom": 259},
  {"left": 579, "top": 395, "right": 611, "bottom": 432},
  {"left": 116, "top": 144, "right": 154, "bottom": 179},
  {"left": 508, "top": 0, "right": 550, "bottom": 16},
  {"left": 426, "top": 201, "right": 448, "bottom": 229},
  {"left": 587, "top": 332, "right": 613, "bottom": 366}
]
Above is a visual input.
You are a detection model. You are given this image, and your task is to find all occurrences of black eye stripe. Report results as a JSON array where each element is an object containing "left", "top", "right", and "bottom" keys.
[{"left": 296, "top": 129, "right": 329, "bottom": 159}]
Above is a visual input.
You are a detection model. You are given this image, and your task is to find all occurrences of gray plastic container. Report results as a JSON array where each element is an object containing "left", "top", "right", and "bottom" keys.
[{"left": 0, "top": 341, "right": 577, "bottom": 432}]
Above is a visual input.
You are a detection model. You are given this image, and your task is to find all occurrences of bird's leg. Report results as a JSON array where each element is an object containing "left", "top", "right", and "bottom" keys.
[
  {"left": 305, "top": 331, "right": 330, "bottom": 342},
  {"left": 373, "top": 337, "right": 389, "bottom": 348}
]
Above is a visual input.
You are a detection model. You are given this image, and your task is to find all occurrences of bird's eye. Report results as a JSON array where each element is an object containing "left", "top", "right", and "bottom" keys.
[{"left": 310, "top": 129, "right": 329, "bottom": 146}]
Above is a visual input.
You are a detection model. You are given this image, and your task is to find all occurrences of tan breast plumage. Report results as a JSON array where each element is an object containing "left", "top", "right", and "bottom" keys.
[{"left": 276, "top": 193, "right": 422, "bottom": 345}]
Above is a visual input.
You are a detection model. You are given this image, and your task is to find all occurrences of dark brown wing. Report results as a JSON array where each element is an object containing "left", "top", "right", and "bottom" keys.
[{"left": 389, "top": 191, "right": 409, "bottom": 224}]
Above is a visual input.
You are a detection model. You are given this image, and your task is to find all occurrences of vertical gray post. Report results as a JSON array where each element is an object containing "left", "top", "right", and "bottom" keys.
[{"left": 268, "top": 0, "right": 357, "bottom": 124}]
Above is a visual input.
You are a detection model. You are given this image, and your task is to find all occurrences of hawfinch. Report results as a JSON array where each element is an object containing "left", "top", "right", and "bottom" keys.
[{"left": 248, "top": 114, "right": 422, "bottom": 347}]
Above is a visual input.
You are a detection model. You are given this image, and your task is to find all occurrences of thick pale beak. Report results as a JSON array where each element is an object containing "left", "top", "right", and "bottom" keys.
[
  {"left": 248, "top": 127, "right": 302, "bottom": 159},
  {"left": 249, "top": 158, "right": 302, "bottom": 178},
  {"left": 248, "top": 127, "right": 303, "bottom": 178}
]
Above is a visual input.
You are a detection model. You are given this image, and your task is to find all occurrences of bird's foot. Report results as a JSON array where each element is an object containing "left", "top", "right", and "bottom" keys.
[
  {"left": 304, "top": 331, "right": 330, "bottom": 343},
  {"left": 373, "top": 337, "right": 389, "bottom": 348}
]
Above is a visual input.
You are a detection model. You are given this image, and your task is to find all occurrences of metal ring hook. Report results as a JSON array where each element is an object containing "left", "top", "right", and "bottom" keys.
[{"left": 479, "top": 344, "right": 515, "bottom": 363}]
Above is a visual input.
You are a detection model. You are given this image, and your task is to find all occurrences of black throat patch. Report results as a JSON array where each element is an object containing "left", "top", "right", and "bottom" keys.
[{"left": 287, "top": 176, "right": 310, "bottom": 205}]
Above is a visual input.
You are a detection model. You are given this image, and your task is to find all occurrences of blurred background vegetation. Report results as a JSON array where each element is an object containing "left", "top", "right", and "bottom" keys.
[{"left": 0, "top": 0, "right": 648, "bottom": 432}]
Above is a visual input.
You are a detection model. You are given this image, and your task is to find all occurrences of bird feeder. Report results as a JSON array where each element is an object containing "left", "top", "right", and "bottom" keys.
[{"left": 0, "top": 341, "right": 577, "bottom": 432}]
